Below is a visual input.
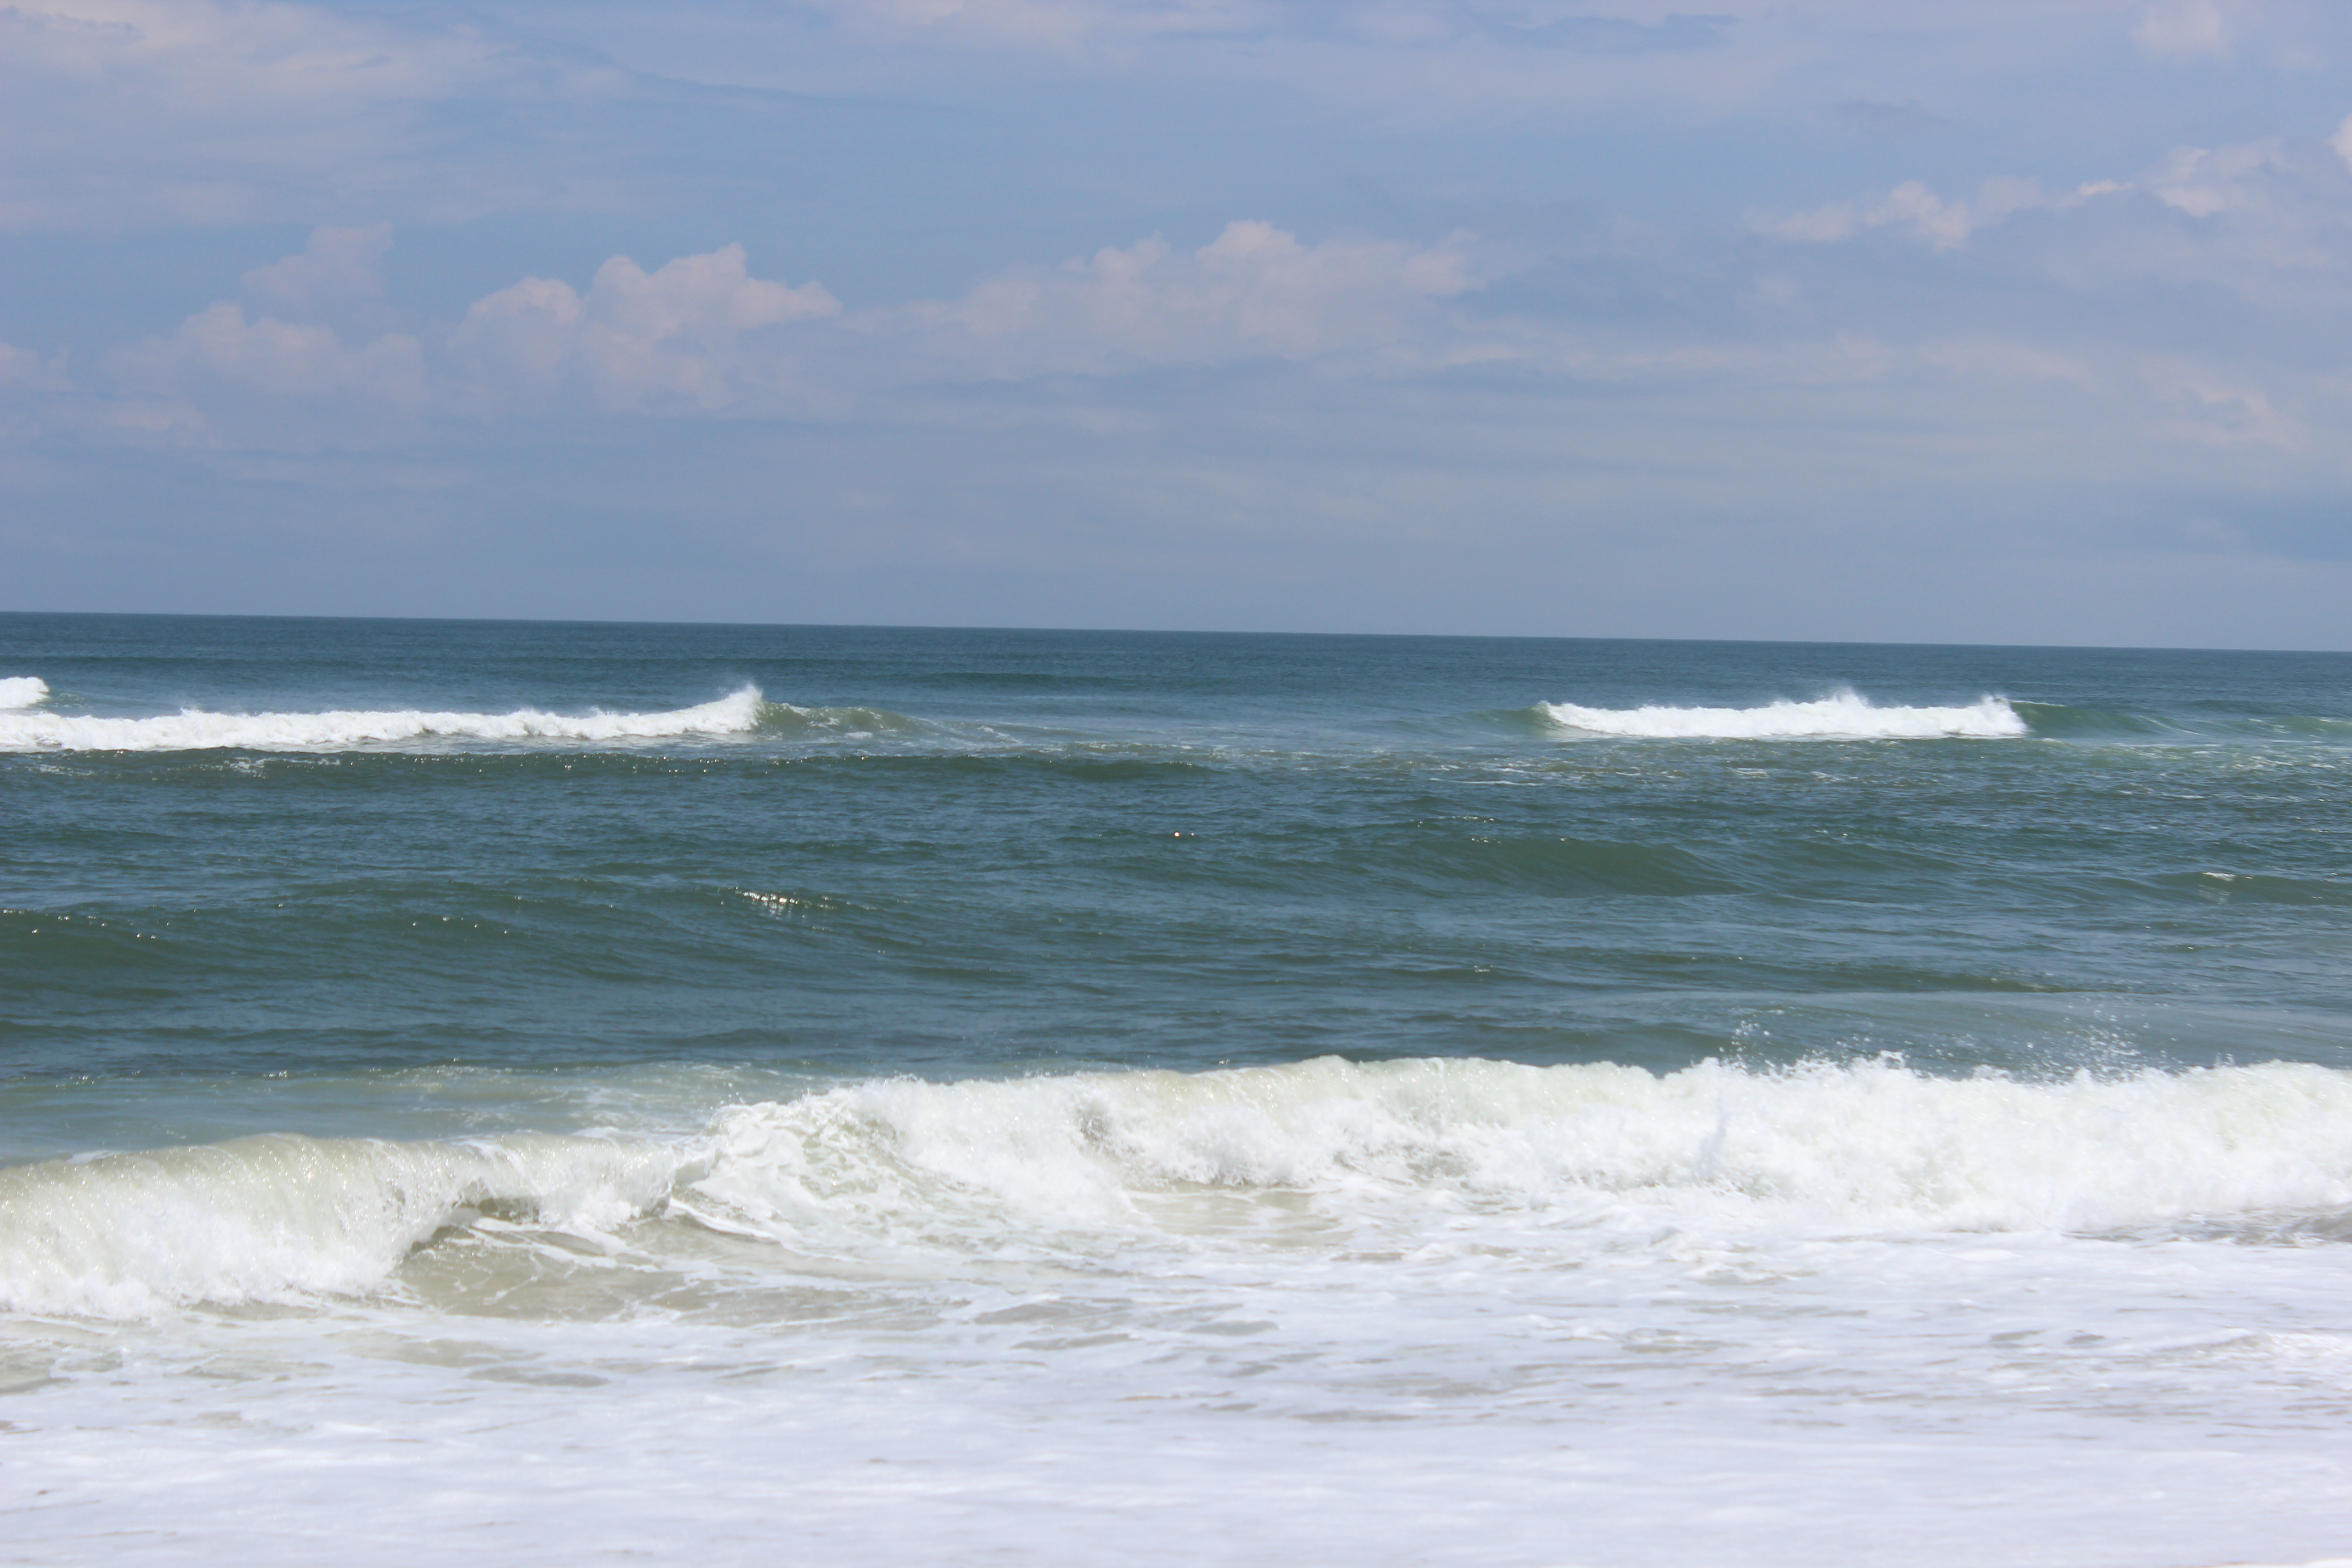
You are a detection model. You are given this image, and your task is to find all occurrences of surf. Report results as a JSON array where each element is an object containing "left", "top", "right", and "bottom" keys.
[
  {"left": 0, "top": 685, "right": 850, "bottom": 752},
  {"left": 15, "top": 1056, "right": 2352, "bottom": 1318},
  {"left": 1533, "top": 691, "right": 2028, "bottom": 740}
]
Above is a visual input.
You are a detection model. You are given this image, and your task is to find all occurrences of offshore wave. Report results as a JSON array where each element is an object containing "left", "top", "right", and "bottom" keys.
[
  {"left": 0, "top": 686, "right": 919, "bottom": 753},
  {"left": 10, "top": 1056, "right": 2352, "bottom": 1318},
  {"left": 1533, "top": 692, "right": 2026, "bottom": 740},
  {"left": 0, "top": 676, "right": 49, "bottom": 710},
  {"left": 1522, "top": 693, "right": 2352, "bottom": 744}
]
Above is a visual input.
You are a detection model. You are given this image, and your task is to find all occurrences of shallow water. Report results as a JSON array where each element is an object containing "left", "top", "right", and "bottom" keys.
[{"left": 5, "top": 614, "right": 2352, "bottom": 1565}]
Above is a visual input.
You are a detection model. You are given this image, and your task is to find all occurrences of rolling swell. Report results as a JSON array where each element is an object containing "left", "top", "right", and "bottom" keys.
[
  {"left": 1956, "top": 701, "right": 2352, "bottom": 743},
  {"left": 2007, "top": 701, "right": 2180, "bottom": 738}
]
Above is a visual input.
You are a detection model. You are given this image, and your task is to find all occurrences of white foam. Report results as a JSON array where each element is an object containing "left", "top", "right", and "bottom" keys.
[
  {"left": 0, "top": 685, "right": 768, "bottom": 752},
  {"left": 19, "top": 1056, "right": 2352, "bottom": 1319},
  {"left": 1538, "top": 691, "right": 2026, "bottom": 739},
  {"left": 690, "top": 1055, "right": 2352, "bottom": 1250},
  {"left": 17, "top": 1058, "right": 2352, "bottom": 1568},
  {"left": 0, "top": 675, "right": 48, "bottom": 710},
  {"left": 0, "top": 1132, "right": 679, "bottom": 1316}
]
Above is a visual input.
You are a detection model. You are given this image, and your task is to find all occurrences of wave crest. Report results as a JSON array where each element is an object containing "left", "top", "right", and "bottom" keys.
[
  {"left": 0, "top": 676, "right": 49, "bottom": 710},
  {"left": 18, "top": 1057, "right": 2352, "bottom": 1318},
  {"left": 0, "top": 1133, "right": 679, "bottom": 1317},
  {"left": 1534, "top": 692, "right": 2026, "bottom": 740},
  {"left": 690, "top": 1055, "right": 2352, "bottom": 1246},
  {"left": 0, "top": 686, "right": 780, "bottom": 753}
]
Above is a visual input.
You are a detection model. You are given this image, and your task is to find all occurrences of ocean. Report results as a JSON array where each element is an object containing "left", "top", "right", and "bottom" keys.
[{"left": 4, "top": 612, "right": 2351, "bottom": 1566}]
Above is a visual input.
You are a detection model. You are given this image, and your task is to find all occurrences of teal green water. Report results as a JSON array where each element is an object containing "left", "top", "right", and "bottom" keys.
[
  {"left": 13, "top": 614, "right": 2352, "bottom": 1568},
  {"left": 5, "top": 613, "right": 2349, "bottom": 1156}
]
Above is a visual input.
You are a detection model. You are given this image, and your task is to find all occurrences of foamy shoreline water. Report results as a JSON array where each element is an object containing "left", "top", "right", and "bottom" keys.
[
  {"left": 13, "top": 1055, "right": 2352, "bottom": 1317},
  {"left": 12, "top": 1054, "right": 2352, "bottom": 1567}
]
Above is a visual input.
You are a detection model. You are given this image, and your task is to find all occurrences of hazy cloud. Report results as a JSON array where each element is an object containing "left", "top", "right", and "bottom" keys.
[
  {"left": 866, "top": 220, "right": 1482, "bottom": 378},
  {"left": 0, "top": 0, "right": 617, "bottom": 227},
  {"left": 2131, "top": 0, "right": 2244, "bottom": 59},
  {"left": 1754, "top": 178, "right": 2120, "bottom": 250},
  {"left": 10, "top": 0, "right": 2352, "bottom": 645}
]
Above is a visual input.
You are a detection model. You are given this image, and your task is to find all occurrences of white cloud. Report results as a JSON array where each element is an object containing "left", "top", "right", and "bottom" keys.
[
  {"left": 241, "top": 224, "right": 395, "bottom": 324},
  {"left": 445, "top": 245, "right": 842, "bottom": 415},
  {"left": 0, "top": 343, "right": 77, "bottom": 393},
  {"left": 26, "top": 172, "right": 2352, "bottom": 531},
  {"left": 2143, "top": 139, "right": 2291, "bottom": 217},
  {"left": 83, "top": 222, "right": 1480, "bottom": 441},
  {"left": 1752, "top": 116, "right": 2352, "bottom": 289},
  {"left": 104, "top": 304, "right": 429, "bottom": 444}
]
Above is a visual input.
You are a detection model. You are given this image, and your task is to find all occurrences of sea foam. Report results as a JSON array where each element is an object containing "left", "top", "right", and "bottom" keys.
[
  {"left": 0, "top": 676, "right": 49, "bottom": 710},
  {"left": 0, "top": 1132, "right": 681, "bottom": 1316},
  {"left": 0, "top": 685, "right": 774, "bottom": 752},
  {"left": 1538, "top": 691, "right": 2026, "bottom": 740},
  {"left": 693, "top": 1055, "right": 2352, "bottom": 1245},
  {"left": 18, "top": 1057, "right": 2350, "bottom": 1318}
]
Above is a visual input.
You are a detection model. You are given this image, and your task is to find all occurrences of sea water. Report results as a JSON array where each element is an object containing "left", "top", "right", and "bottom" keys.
[{"left": 4, "top": 614, "right": 2351, "bottom": 1566}]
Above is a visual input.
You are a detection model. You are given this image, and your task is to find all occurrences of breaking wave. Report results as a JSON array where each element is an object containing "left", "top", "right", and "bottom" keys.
[
  {"left": 0, "top": 686, "right": 916, "bottom": 753},
  {"left": 0, "top": 676, "right": 48, "bottom": 710},
  {"left": 1534, "top": 692, "right": 2026, "bottom": 740},
  {"left": 11, "top": 1057, "right": 2352, "bottom": 1318},
  {"left": 0, "top": 1133, "right": 681, "bottom": 1317}
]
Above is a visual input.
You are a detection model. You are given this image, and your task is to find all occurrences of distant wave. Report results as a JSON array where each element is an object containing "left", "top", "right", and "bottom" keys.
[
  {"left": 0, "top": 685, "right": 916, "bottom": 753},
  {"left": 1534, "top": 691, "right": 2026, "bottom": 740},
  {"left": 14, "top": 1056, "right": 2352, "bottom": 1317},
  {"left": 0, "top": 676, "right": 49, "bottom": 710}
]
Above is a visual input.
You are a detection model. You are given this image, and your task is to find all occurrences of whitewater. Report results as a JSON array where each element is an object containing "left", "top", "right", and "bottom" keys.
[
  {"left": 15, "top": 1056, "right": 2352, "bottom": 1566},
  {"left": 12, "top": 1056, "right": 2352, "bottom": 1317},
  {"left": 1537, "top": 691, "right": 2027, "bottom": 739},
  {"left": 8, "top": 615, "right": 2352, "bottom": 1568},
  {"left": 0, "top": 685, "right": 772, "bottom": 751}
]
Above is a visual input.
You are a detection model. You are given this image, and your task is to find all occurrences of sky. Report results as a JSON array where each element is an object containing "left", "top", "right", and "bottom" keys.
[{"left": 4, "top": 0, "right": 2352, "bottom": 647}]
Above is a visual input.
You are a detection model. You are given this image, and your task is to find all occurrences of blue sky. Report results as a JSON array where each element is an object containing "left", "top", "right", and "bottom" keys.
[{"left": 5, "top": 0, "right": 2351, "bottom": 647}]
